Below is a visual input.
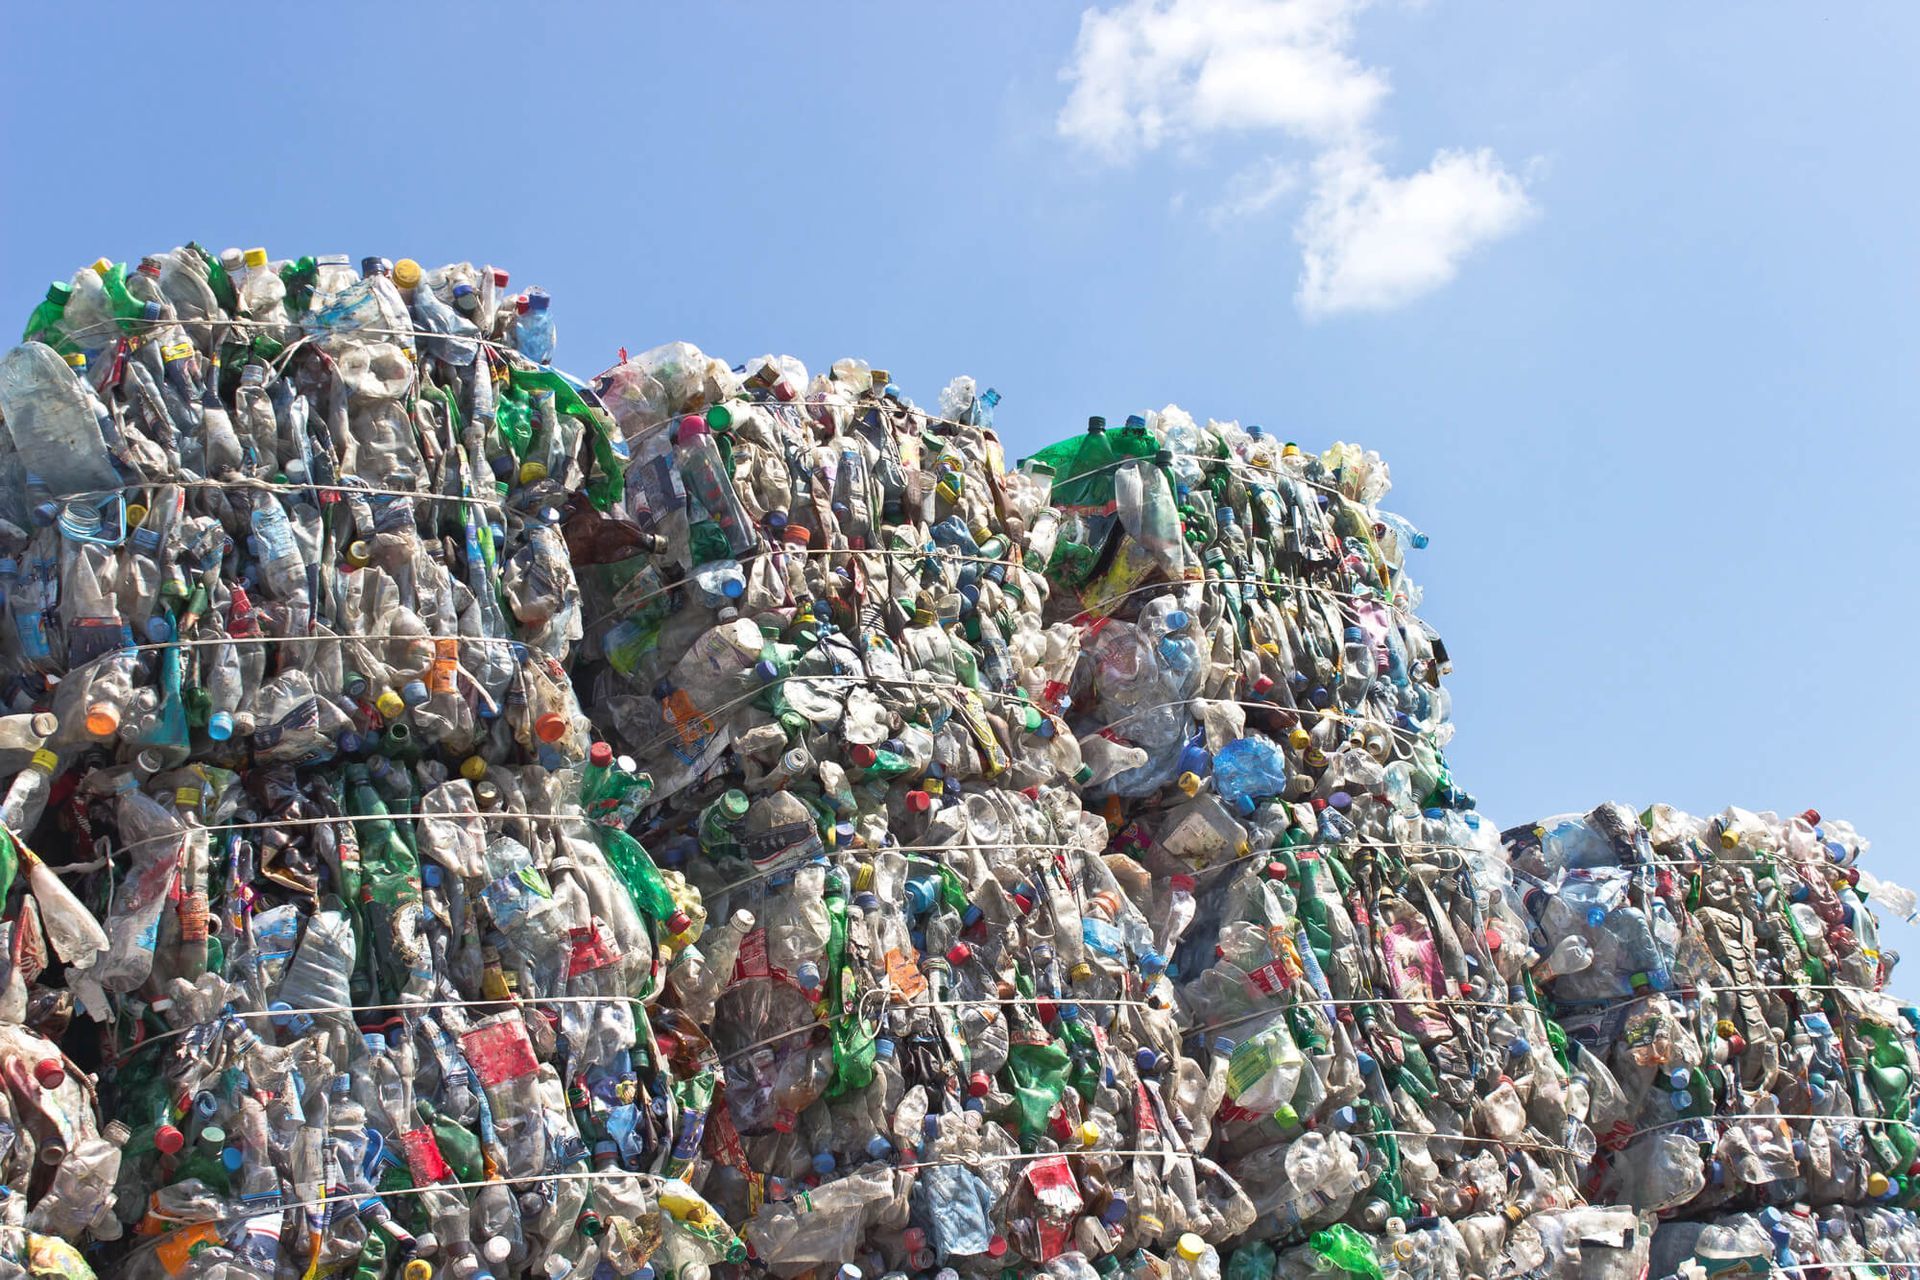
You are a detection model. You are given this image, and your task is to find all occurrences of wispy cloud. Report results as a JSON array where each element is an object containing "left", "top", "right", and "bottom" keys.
[
  {"left": 1206, "top": 157, "right": 1302, "bottom": 227},
  {"left": 1057, "top": 0, "right": 1535, "bottom": 316}
]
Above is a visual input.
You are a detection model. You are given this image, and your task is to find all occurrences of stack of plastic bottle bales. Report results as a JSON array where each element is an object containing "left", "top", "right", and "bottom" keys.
[
  {"left": 0, "top": 254, "right": 1918, "bottom": 1280},
  {"left": 0, "top": 248, "right": 738, "bottom": 1280},
  {"left": 1511, "top": 802, "right": 1920, "bottom": 1277}
]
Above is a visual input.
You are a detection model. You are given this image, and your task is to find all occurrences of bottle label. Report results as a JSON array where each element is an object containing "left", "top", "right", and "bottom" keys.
[
  {"left": 884, "top": 947, "right": 928, "bottom": 1001},
  {"left": 458, "top": 1017, "right": 539, "bottom": 1088},
  {"left": 161, "top": 341, "right": 193, "bottom": 363},
  {"left": 398, "top": 1128, "right": 452, "bottom": 1184}
]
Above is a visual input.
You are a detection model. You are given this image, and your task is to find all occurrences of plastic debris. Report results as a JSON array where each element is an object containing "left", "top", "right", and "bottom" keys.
[{"left": 0, "top": 264, "right": 1914, "bottom": 1280}]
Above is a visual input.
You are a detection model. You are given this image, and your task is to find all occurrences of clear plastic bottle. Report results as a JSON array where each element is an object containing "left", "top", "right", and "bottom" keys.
[{"left": 0, "top": 342, "right": 124, "bottom": 499}]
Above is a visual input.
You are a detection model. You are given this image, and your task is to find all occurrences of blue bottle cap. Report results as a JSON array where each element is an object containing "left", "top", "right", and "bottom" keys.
[
  {"left": 1356, "top": 1051, "right": 1376, "bottom": 1076},
  {"left": 422, "top": 864, "right": 443, "bottom": 888},
  {"left": 222, "top": 1147, "right": 245, "bottom": 1172},
  {"left": 208, "top": 711, "right": 234, "bottom": 741},
  {"left": 1135, "top": 1048, "right": 1159, "bottom": 1072},
  {"left": 1510, "top": 1038, "right": 1530, "bottom": 1058},
  {"left": 1165, "top": 610, "right": 1188, "bottom": 631},
  {"left": 923, "top": 1115, "right": 940, "bottom": 1140},
  {"left": 866, "top": 1135, "right": 893, "bottom": 1161},
  {"left": 1333, "top": 1105, "right": 1357, "bottom": 1129},
  {"left": 1668, "top": 1069, "right": 1689, "bottom": 1090},
  {"left": 1101, "top": 1196, "right": 1129, "bottom": 1226},
  {"left": 195, "top": 1090, "right": 220, "bottom": 1116},
  {"left": 811, "top": 1150, "right": 836, "bottom": 1174},
  {"left": 401, "top": 680, "right": 430, "bottom": 707},
  {"left": 1138, "top": 952, "right": 1167, "bottom": 975},
  {"left": 874, "top": 1037, "right": 895, "bottom": 1060},
  {"left": 1586, "top": 907, "right": 1606, "bottom": 926},
  {"left": 962, "top": 905, "right": 983, "bottom": 927},
  {"left": 1344, "top": 627, "right": 1365, "bottom": 642}
]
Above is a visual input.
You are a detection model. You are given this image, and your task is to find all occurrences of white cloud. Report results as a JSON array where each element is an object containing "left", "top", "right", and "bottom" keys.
[
  {"left": 1206, "top": 157, "right": 1302, "bottom": 226},
  {"left": 1057, "top": 0, "right": 1535, "bottom": 314},
  {"left": 1296, "top": 146, "right": 1534, "bottom": 315},
  {"left": 1058, "top": 0, "right": 1384, "bottom": 160}
]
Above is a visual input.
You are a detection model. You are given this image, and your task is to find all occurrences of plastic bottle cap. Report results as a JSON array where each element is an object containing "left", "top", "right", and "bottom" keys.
[
  {"left": 1176, "top": 1234, "right": 1207, "bottom": 1262},
  {"left": 404, "top": 1262, "right": 433, "bottom": 1280},
  {"left": 535, "top": 713, "right": 568, "bottom": 743},
  {"left": 243, "top": 247, "right": 269, "bottom": 269},
  {"left": 1079, "top": 1121, "right": 1101, "bottom": 1146},
  {"left": 32, "top": 1059, "right": 63, "bottom": 1089},
  {"left": 84, "top": 703, "right": 120, "bottom": 737},
  {"left": 392, "top": 258, "right": 422, "bottom": 289},
  {"left": 401, "top": 680, "right": 431, "bottom": 707},
  {"left": 519, "top": 461, "right": 549, "bottom": 485},
  {"left": 483, "top": 1238, "right": 512, "bottom": 1266},
  {"left": 207, "top": 710, "right": 235, "bottom": 741},
  {"left": 375, "top": 690, "right": 406, "bottom": 720},
  {"left": 667, "top": 910, "right": 693, "bottom": 934},
  {"left": 155, "top": 1124, "right": 184, "bottom": 1154},
  {"left": 986, "top": 1237, "right": 1008, "bottom": 1259},
  {"left": 968, "top": 1070, "right": 991, "bottom": 1098},
  {"left": 947, "top": 942, "right": 972, "bottom": 965}
]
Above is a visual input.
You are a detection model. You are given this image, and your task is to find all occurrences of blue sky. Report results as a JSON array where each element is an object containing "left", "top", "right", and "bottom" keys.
[{"left": 5, "top": 3, "right": 1917, "bottom": 969}]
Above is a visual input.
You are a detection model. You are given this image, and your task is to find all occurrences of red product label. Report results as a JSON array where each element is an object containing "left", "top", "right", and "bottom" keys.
[
  {"left": 399, "top": 1127, "right": 451, "bottom": 1183},
  {"left": 1133, "top": 1083, "right": 1159, "bottom": 1135},
  {"left": 460, "top": 1018, "right": 539, "bottom": 1088},
  {"left": 1025, "top": 1156, "right": 1084, "bottom": 1261},
  {"left": 567, "top": 925, "right": 619, "bottom": 978},
  {"left": 733, "top": 928, "right": 770, "bottom": 983},
  {"left": 1242, "top": 961, "right": 1293, "bottom": 1000}
]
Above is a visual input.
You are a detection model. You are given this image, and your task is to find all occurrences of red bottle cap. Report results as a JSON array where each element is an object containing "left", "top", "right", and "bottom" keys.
[
  {"left": 33, "top": 1059, "right": 64, "bottom": 1089},
  {"left": 590, "top": 742, "right": 613, "bottom": 767},
  {"left": 667, "top": 910, "right": 692, "bottom": 934},
  {"left": 946, "top": 942, "right": 972, "bottom": 965},
  {"left": 906, "top": 791, "right": 932, "bottom": 813},
  {"left": 987, "top": 1236, "right": 1008, "bottom": 1259},
  {"left": 967, "top": 1070, "right": 991, "bottom": 1098},
  {"left": 849, "top": 743, "right": 877, "bottom": 768},
  {"left": 535, "top": 713, "right": 568, "bottom": 743},
  {"left": 155, "top": 1124, "right": 185, "bottom": 1155}
]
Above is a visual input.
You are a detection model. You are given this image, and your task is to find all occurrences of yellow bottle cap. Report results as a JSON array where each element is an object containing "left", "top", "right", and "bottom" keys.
[
  {"left": 91, "top": 258, "right": 113, "bottom": 277},
  {"left": 1177, "top": 772, "right": 1202, "bottom": 797},
  {"left": 853, "top": 862, "right": 875, "bottom": 892},
  {"left": 1069, "top": 962, "right": 1093, "bottom": 982},
  {"left": 30, "top": 748, "right": 57, "bottom": 773},
  {"left": 1079, "top": 1121, "right": 1101, "bottom": 1147},
  {"left": 243, "top": 247, "right": 269, "bottom": 269},
  {"left": 175, "top": 787, "right": 201, "bottom": 808},
  {"left": 126, "top": 503, "right": 149, "bottom": 528},
  {"left": 403, "top": 1261, "right": 433, "bottom": 1280},
  {"left": 518, "top": 461, "right": 549, "bottom": 485},
  {"left": 392, "top": 258, "right": 422, "bottom": 290},
  {"left": 64, "top": 351, "right": 88, "bottom": 368},
  {"left": 1719, "top": 829, "right": 1739, "bottom": 849},
  {"left": 345, "top": 540, "right": 371, "bottom": 568},
  {"left": 1176, "top": 1234, "right": 1207, "bottom": 1262},
  {"left": 375, "top": 690, "right": 405, "bottom": 720},
  {"left": 1288, "top": 727, "right": 1311, "bottom": 750},
  {"left": 460, "top": 755, "right": 488, "bottom": 781},
  {"left": 1869, "top": 1171, "right": 1891, "bottom": 1196},
  {"left": 85, "top": 704, "right": 120, "bottom": 738}
]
